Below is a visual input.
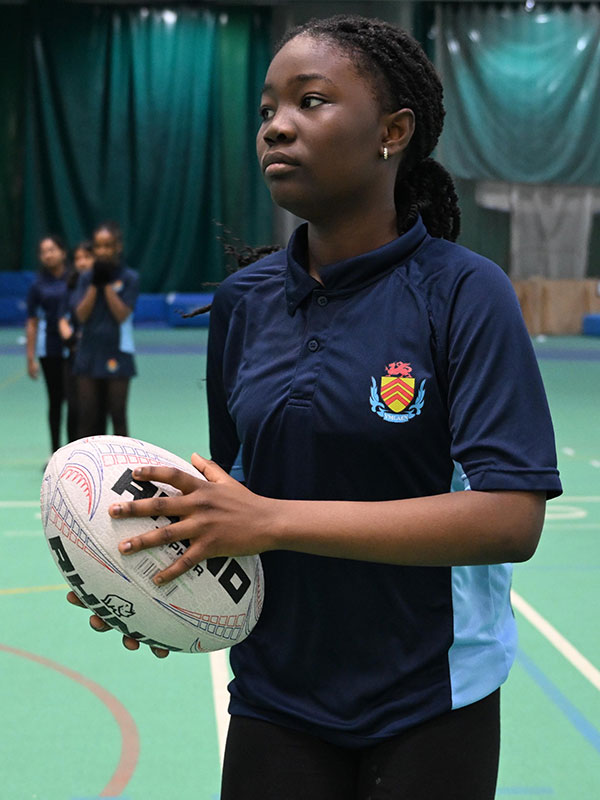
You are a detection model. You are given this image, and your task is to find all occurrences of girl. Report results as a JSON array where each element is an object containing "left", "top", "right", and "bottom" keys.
[
  {"left": 58, "top": 240, "right": 95, "bottom": 438},
  {"left": 70, "top": 16, "right": 561, "bottom": 800},
  {"left": 72, "top": 222, "right": 139, "bottom": 438},
  {"left": 26, "top": 235, "right": 74, "bottom": 454}
]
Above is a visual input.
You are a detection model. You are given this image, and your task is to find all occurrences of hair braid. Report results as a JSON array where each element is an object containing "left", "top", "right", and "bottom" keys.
[{"left": 277, "top": 15, "right": 460, "bottom": 241}]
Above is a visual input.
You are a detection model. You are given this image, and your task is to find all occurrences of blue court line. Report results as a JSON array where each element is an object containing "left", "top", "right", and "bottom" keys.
[
  {"left": 0, "top": 343, "right": 207, "bottom": 357},
  {"left": 136, "top": 344, "right": 207, "bottom": 356},
  {"left": 534, "top": 347, "right": 600, "bottom": 362},
  {"left": 516, "top": 648, "right": 600, "bottom": 755}
]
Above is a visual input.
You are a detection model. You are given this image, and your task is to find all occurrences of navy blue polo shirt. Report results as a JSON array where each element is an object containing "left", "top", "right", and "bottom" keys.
[
  {"left": 26, "top": 270, "right": 69, "bottom": 358},
  {"left": 206, "top": 217, "right": 562, "bottom": 746}
]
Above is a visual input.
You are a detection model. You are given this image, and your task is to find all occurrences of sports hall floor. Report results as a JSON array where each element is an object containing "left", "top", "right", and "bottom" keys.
[{"left": 1, "top": 325, "right": 599, "bottom": 800}]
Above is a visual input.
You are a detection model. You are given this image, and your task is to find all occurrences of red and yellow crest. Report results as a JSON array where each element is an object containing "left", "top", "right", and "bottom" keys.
[{"left": 380, "top": 361, "right": 415, "bottom": 412}]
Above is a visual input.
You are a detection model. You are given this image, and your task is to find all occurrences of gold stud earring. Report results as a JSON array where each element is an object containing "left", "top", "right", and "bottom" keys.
[{"left": 382, "top": 146, "right": 389, "bottom": 161}]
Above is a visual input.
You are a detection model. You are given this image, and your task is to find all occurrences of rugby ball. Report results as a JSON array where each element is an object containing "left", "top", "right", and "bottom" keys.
[{"left": 40, "top": 435, "right": 264, "bottom": 653}]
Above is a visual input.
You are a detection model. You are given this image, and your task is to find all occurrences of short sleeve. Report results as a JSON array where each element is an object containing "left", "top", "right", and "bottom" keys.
[
  {"left": 206, "top": 283, "right": 241, "bottom": 474},
  {"left": 120, "top": 269, "right": 139, "bottom": 310},
  {"left": 26, "top": 281, "right": 40, "bottom": 319},
  {"left": 444, "top": 260, "right": 561, "bottom": 499}
]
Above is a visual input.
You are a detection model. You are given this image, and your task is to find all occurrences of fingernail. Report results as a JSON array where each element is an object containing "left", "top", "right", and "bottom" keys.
[
  {"left": 132, "top": 467, "right": 143, "bottom": 478},
  {"left": 110, "top": 504, "right": 121, "bottom": 516},
  {"left": 120, "top": 541, "right": 132, "bottom": 552},
  {"left": 153, "top": 575, "right": 164, "bottom": 586}
]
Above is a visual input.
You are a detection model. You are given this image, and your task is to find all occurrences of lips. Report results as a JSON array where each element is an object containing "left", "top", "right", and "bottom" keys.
[{"left": 262, "top": 151, "right": 299, "bottom": 173}]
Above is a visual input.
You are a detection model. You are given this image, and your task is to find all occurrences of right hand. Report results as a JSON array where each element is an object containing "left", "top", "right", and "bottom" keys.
[
  {"left": 66, "top": 591, "right": 170, "bottom": 658},
  {"left": 27, "top": 357, "right": 38, "bottom": 379}
]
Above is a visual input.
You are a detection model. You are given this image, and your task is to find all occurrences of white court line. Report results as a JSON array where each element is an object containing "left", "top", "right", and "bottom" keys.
[
  {"left": 544, "top": 523, "right": 600, "bottom": 529},
  {"left": 210, "top": 649, "right": 230, "bottom": 766},
  {"left": 0, "top": 501, "right": 39, "bottom": 508},
  {"left": 511, "top": 590, "right": 600, "bottom": 692},
  {"left": 555, "top": 497, "right": 600, "bottom": 502}
]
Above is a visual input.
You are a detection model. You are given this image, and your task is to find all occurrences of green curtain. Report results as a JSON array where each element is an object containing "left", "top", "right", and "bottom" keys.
[
  {"left": 21, "top": 4, "right": 273, "bottom": 290},
  {"left": 437, "top": 4, "right": 600, "bottom": 185},
  {"left": 0, "top": 8, "right": 26, "bottom": 272}
]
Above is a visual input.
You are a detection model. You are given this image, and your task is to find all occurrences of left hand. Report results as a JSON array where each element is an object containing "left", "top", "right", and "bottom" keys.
[
  {"left": 109, "top": 454, "right": 275, "bottom": 585},
  {"left": 66, "top": 591, "right": 170, "bottom": 658}
]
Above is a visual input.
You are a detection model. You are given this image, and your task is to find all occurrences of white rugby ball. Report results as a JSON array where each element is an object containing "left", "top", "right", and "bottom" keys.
[{"left": 41, "top": 435, "right": 264, "bottom": 653}]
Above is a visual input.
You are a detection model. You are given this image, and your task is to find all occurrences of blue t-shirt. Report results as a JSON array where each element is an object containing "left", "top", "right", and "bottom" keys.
[
  {"left": 26, "top": 270, "right": 69, "bottom": 358},
  {"left": 206, "top": 218, "right": 562, "bottom": 746}
]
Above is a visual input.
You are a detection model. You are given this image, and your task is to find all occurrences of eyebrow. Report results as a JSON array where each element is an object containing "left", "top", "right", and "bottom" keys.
[{"left": 261, "top": 73, "right": 335, "bottom": 93}]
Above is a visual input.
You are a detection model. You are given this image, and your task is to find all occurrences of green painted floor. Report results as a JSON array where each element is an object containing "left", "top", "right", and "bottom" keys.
[{"left": 1, "top": 327, "right": 599, "bottom": 799}]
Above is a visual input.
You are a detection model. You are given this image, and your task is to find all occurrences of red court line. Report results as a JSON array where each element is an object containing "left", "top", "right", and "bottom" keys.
[{"left": 0, "top": 643, "right": 139, "bottom": 797}]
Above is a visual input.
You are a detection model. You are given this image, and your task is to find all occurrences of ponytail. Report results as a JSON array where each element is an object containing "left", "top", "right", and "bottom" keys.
[{"left": 396, "top": 159, "right": 461, "bottom": 241}]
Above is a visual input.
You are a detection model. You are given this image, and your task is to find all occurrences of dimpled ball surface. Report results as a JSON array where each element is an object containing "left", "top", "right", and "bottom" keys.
[{"left": 41, "top": 435, "right": 264, "bottom": 653}]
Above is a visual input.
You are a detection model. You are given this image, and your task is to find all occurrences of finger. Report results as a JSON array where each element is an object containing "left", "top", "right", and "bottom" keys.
[
  {"left": 108, "top": 472, "right": 201, "bottom": 520},
  {"left": 191, "top": 453, "right": 232, "bottom": 483},
  {"left": 67, "top": 590, "right": 85, "bottom": 608},
  {"left": 151, "top": 647, "right": 170, "bottom": 659},
  {"left": 122, "top": 636, "right": 141, "bottom": 651},
  {"left": 90, "top": 615, "right": 112, "bottom": 633},
  {"left": 151, "top": 541, "right": 206, "bottom": 586},
  {"left": 118, "top": 519, "right": 192, "bottom": 555},
  {"left": 134, "top": 465, "right": 203, "bottom": 493}
]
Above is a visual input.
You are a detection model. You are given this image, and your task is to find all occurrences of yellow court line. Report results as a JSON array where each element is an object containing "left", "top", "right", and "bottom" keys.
[
  {"left": 0, "top": 369, "right": 26, "bottom": 391},
  {"left": 0, "top": 584, "right": 68, "bottom": 596}
]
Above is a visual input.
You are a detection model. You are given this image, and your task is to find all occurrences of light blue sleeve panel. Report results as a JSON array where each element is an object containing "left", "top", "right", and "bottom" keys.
[
  {"left": 36, "top": 317, "right": 47, "bottom": 357},
  {"left": 449, "top": 562, "right": 517, "bottom": 709},
  {"left": 117, "top": 269, "right": 139, "bottom": 354},
  {"left": 119, "top": 316, "right": 135, "bottom": 354},
  {"left": 229, "top": 446, "right": 245, "bottom": 483},
  {"left": 448, "top": 459, "right": 517, "bottom": 708}
]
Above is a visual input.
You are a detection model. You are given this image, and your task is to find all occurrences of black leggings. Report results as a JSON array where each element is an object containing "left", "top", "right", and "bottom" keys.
[
  {"left": 221, "top": 690, "right": 500, "bottom": 800},
  {"left": 77, "top": 376, "right": 131, "bottom": 438},
  {"left": 39, "top": 356, "right": 77, "bottom": 451}
]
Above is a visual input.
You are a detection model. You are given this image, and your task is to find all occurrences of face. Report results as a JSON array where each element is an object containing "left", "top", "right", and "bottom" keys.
[
  {"left": 256, "top": 35, "right": 391, "bottom": 222},
  {"left": 93, "top": 229, "right": 121, "bottom": 264},
  {"left": 39, "top": 238, "right": 66, "bottom": 271},
  {"left": 74, "top": 248, "right": 94, "bottom": 273}
]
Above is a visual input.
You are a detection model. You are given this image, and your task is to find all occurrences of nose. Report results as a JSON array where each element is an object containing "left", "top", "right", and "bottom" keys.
[{"left": 262, "top": 107, "right": 296, "bottom": 145}]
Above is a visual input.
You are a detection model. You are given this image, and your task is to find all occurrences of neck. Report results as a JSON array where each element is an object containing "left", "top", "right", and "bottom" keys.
[{"left": 306, "top": 205, "right": 398, "bottom": 281}]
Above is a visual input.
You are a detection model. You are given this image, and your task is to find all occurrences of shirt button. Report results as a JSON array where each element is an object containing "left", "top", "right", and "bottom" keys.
[
  {"left": 307, "top": 339, "right": 319, "bottom": 352},
  {"left": 316, "top": 295, "right": 328, "bottom": 306}
]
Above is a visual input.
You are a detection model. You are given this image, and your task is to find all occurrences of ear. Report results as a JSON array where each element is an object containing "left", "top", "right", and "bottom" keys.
[{"left": 381, "top": 108, "right": 415, "bottom": 158}]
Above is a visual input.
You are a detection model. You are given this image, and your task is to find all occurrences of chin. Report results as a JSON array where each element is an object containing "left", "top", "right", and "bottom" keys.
[{"left": 270, "top": 189, "right": 316, "bottom": 222}]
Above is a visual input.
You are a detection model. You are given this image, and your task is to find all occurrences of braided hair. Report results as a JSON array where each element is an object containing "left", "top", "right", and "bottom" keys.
[{"left": 277, "top": 15, "right": 460, "bottom": 241}]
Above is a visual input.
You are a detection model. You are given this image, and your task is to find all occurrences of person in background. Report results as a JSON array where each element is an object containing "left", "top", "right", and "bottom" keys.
[
  {"left": 58, "top": 240, "right": 95, "bottom": 439},
  {"left": 26, "top": 234, "right": 74, "bottom": 457},
  {"left": 72, "top": 240, "right": 95, "bottom": 276},
  {"left": 69, "top": 16, "right": 562, "bottom": 800},
  {"left": 71, "top": 222, "right": 139, "bottom": 438}
]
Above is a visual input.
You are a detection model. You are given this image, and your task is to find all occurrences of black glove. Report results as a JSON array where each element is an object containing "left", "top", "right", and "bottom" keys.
[{"left": 92, "top": 259, "right": 116, "bottom": 287}]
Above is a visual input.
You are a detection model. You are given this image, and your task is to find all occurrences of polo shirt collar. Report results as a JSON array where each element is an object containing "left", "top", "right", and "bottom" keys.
[{"left": 285, "top": 216, "right": 428, "bottom": 314}]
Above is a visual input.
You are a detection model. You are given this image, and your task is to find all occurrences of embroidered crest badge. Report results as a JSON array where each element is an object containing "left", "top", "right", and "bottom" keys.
[{"left": 370, "top": 361, "right": 426, "bottom": 423}]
